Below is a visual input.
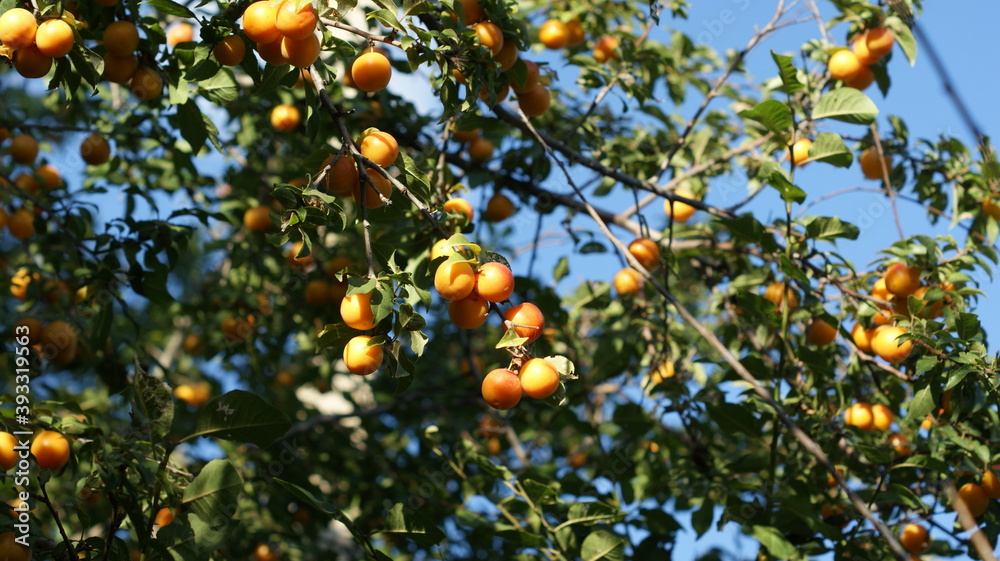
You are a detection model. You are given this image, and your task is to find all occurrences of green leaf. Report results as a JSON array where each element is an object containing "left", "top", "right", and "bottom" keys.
[
  {"left": 750, "top": 525, "right": 799, "bottom": 559},
  {"left": 806, "top": 132, "right": 853, "bottom": 167},
  {"left": 131, "top": 361, "right": 174, "bottom": 442},
  {"left": 141, "top": 0, "right": 195, "bottom": 17},
  {"left": 553, "top": 256, "right": 569, "bottom": 282},
  {"left": 383, "top": 503, "right": 445, "bottom": 548},
  {"left": 580, "top": 529, "right": 625, "bottom": 561},
  {"left": 770, "top": 51, "right": 804, "bottom": 94},
  {"left": 181, "top": 459, "right": 242, "bottom": 527},
  {"left": 176, "top": 100, "right": 207, "bottom": 153},
  {"left": 187, "top": 391, "right": 291, "bottom": 446},
  {"left": 800, "top": 216, "right": 860, "bottom": 241},
  {"left": 762, "top": 164, "right": 806, "bottom": 204},
  {"left": 198, "top": 69, "right": 239, "bottom": 104},
  {"left": 495, "top": 327, "right": 529, "bottom": 349},
  {"left": 317, "top": 323, "right": 356, "bottom": 349},
  {"left": 884, "top": 17, "right": 917, "bottom": 66},
  {"left": 691, "top": 499, "right": 715, "bottom": 537},
  {"left": 738, "top": 99, "right": 793, "bottom": 136},
  {"left": 904, "top": 385, "right": 935, "bottom": 423},
  {"left": 258, "top": 63, "right": 291, "bottom": 96},
  {"left": 812, "top": 88, "right": 878, "bottom": 124}
]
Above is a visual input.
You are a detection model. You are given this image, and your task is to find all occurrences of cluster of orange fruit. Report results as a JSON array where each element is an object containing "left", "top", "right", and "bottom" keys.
[
  {"left": 893, "top": 472, "right": 999, "bottom": 552},
  {"left": 0, "top": 429, "right": 71, "bottom": 472},
  {"left": 764, "top": 262, "right": 950, "bottom": 365},
  {"left": 450, "top": 1, "right": 554, "bottom": 118},
  {"left": 850, "top": 263, "right": 953, "bottom": 363},
  {"left": 430, "top": 237, "right": 561, "bottom": 409},
  {"left": 826, "top": 25, "right": 895, "bottom": 91},
  {"left": 843, "top": 402, "right": 912, "bottom": 454},
  {"left": 10, "top": 315, "right": 79, "bottom": 365},
  {"left": 613, "top": 237, "right": 662, "bottom": 295},
  {"left": 0, "top": 7, "right": 74, "bottom": 78},
  {"left": 791, "top": 136, "right": 892, "bottom": 182},
  {"left": 1, "top": 129, "right": 111, "bottom": 244},
  {"left": 241, "top": 0, "right": 394, "bottom": 92},
  {"left": 242, "top": 0, "right": 321, "bottom": 68},
  {"left": 536, "top": 17, "right": 618, "bottom": 63}
]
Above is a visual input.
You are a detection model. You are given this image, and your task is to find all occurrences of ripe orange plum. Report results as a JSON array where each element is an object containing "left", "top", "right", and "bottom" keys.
[
  {"left": 475, "top": 262, "right": 514, "bottom": 303},
  {"left": 14, "top": 47, "right": 52, "bottom": 79},
  {"left": 36, "top": 19, "right": 75, "bottom": 57},
  {"left": 103, "top": 53, "right": 137, "bottom": 83},
  {"left": 503, "top": 302, "right": 544, "bottom": 343},
  {"left": 448, "top": 295, "right": 489, "bottom": 329},
  {"left": 244, "top": 205, "right": 273, "bottom": 232},
  {"left": 343, "top": 335, "right": 383, "bottom": 375},
  {"left": 665, "top": 188, "right": 697, "bottom": 222},
  {"left": 280, "top": 33, "right": 320, "bottom": 68},
  {"left": 351, "top": 51, "right": 392, "bottom": 93},
  {"left": 512, "top": 60, "right": 539, "bottom": 93},
  {"left": 871, "top": 404, "right": 894, "bottom": 431},
  {"left": 593, "top": 36, "right": 619, "bottom": 62},
  {"left": 517, "top": 85, "right": 551, "bottom": 117},
  {"left": 8, "top": 209, "right": 36, "bottom": 240},
  {"left": 469, "top": 137, "right": 494, "bottom": 160},
  {"left": 481, "top": 368, "right": 521, "bottom": 409},
  {"left": 322, "top": 155, "right": 360, "bottom": 196},
  {"left": 242, "top": 1, "right": 282, "bottom": 44},
  {"left": 982, "top": 470, "right": 1000, "bottom": 499},
  {"left": 485, "top": 193, "right": 514, "bottom": 221},
  {"left": 957, "top": 483, "right": 989, "bottom": 517},
  {"left": 495, "top": 40, "right": 518, "bottom": 71},
  {"left": 843, "top": 65, "right": 874, "bottom": 90},
  {"left": 166, "top": 22, "right": 194, "bottom": 46},
  {"left": 104, "top": 20, "right": 139, "bottom": 56},
  {"left": 131, "top": 67, "right": 163, "bottom": 100},
  {"left": 0, "top": 8, "right": 37, "bottom": 50},
  {"left": 538, "top": 19, "right": 568, "bottom": 49},
  {"left": 827, "top": 49, "right": 862, "bottom": 81},
  {"left": 870, "top": 325, "right": 912, "bottom": 363},
  {"left": 791, "top": 138, "right": 812, "bottom": 166},
  {"left": 257, "top": 39, "right": 287, "bottom": 65},
  {"left": 0, "top": 432, "right": 19, "bottom": 471},
  {"left": 519, "top": 358, "right": 559, "bottom": 398},
  {"left": 81, "top": 133, "right": 111, "bottom": 165},
  {"left": 614, "top": 268, "right": 643, "bottom": 295},
  {"left": 899, "top": 524, "right": 928, "bottom": 554},
  {"left": 883, "top": 263, "right": 920, "bottom": 296},
  {"left": 353, "top": 169, "right": 393, "bottom": 208},
  {"left": 214, "top": 35, "right": 246, "bottom": 66},
  {"left": 474, "top": 22, "right": 503, "bottom": 56},
  {"left": 10, "top": 135, "right": 39, "bottom": 164},
  {"left": 360, "top": 130, "right": 399, "bottom": 167},
  {"left": 627, "top": 238, "right": 660, "bottom": 270},
  {"left": 444, "top": 198, "right": 474, "bottom": 222},
  {"left": 271, "top": 104, "right": 301, "bottom": 132},
  {"left": 31, "top": 430, "right": 70, "bottom": 470},
  {"left": 859, "top": 146, "right": 891, "bottom": 180},
  {"left": 455, "top": 0, "right": 482, "bottom": 23},
  {"left": 304, "top": 280, "right": 330, "bottom": 306},
  {"left": 434, "top": 260, "right": 476, "bottom": 301},
  {"left": 0, "top": 531, "right": 31, "bottom": 561},
  {"left": 275, "top": 0, "right": 317, "bottom": 40},
  {"left": 807, "top": 318, "right": 837, "bottom": 346},
  {"left": 844, "top": 402, "right": 873, "bottom": 430},
  {"left": 341, "top": 291, "right": 377, "bottom": 330}
]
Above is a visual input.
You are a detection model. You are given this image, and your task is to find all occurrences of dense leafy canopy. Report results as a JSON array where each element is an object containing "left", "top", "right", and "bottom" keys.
[{"left": 1, "top": 0, "right": 1000, "bottom": 560}]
